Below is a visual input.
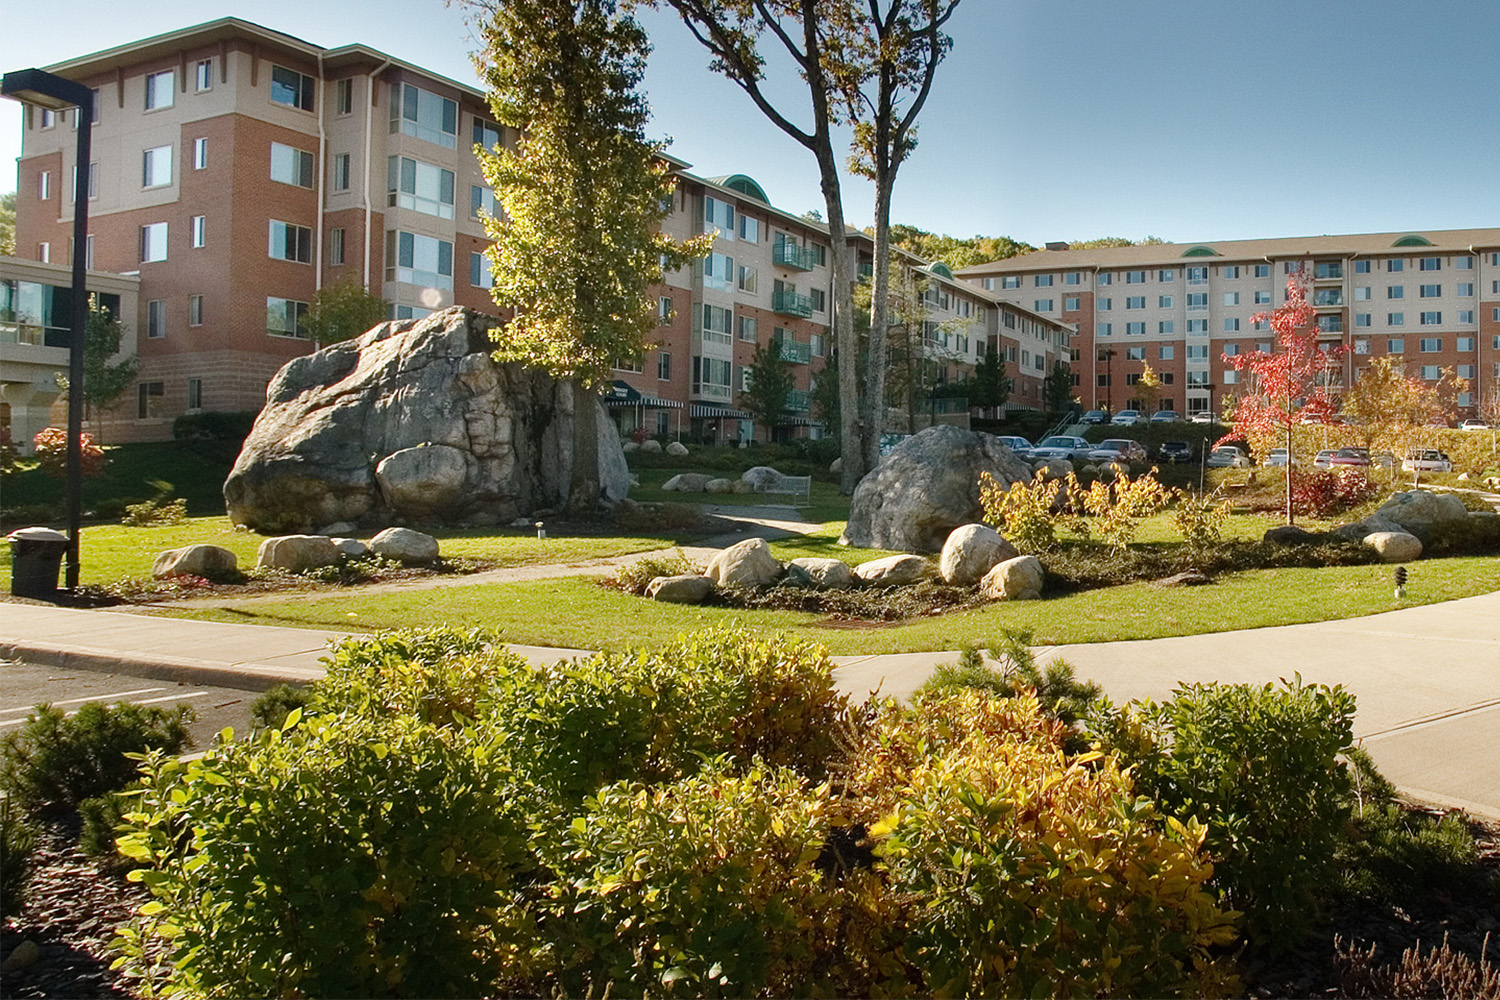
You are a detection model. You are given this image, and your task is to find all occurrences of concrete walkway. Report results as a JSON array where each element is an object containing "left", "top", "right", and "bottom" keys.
[{"left": 3, "top": 591, "right": 1498, "bottom": 820}]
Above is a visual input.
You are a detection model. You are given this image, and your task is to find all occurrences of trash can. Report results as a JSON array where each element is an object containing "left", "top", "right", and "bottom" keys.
[{"left": 8, "top": 527, "right": 69, "bottom": 599}]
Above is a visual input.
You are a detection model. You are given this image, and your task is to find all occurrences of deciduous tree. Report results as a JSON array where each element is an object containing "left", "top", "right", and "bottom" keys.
[
  {"left": 64, "top": 299, "right": 138, "bottom": 443},
  {"left": 304, "top": 277, "right": 388, "bottom": 347},
  {"left": 1135, "top": 362, "right": 1161, "bottom": 415}
]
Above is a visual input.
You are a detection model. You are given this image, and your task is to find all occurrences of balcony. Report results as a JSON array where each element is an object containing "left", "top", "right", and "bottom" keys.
[
  {"left": 691, "top": 382, "right": 732, "bottom": 403},
  {"left": 786, "top": 388, "right": 811, "bottom": 412},
  {"left": 777, "top": 338, "right": 812, "bottom": 364},
  {"left": 1313, "top": 290, "right": 1344, "bottom": 307},
  {"left": 773, "top": 241, "right": 817, "bottom": 271},
  {"left": 772, "top": 290, "right": 814, "bottom": 318},
  {"left": 1314, "top": 263, "right": 1344, "bottom": 281}
]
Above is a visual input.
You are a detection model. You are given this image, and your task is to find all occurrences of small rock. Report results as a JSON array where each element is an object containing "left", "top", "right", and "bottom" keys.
[
  {"left": 0, "top": 939, "right": 40, "bottom": 973},
  {"left": 332, "top": 537, "right": 369, "bottom": 558},
  {"left": 853, "top": 554, "right": 932, "bottom": 587},
  {"left": 622, "top": 440, "right": 640, "bottom": 452},
  {"left": 704, "top": 478, "right": 735, "bottom": 493},
  {"left": 741, "top": 466, "right": 788, "bottom": 491},
  {"left": 785, "top": 557, "right": 854, "bottom": 590},
  {"left": 1034, "top": 459, "right": 1073, "bottom": 479},
  {"left": 731, "top": 479, "right": 755, "bottom": 494},
  {"left": 665, "top": 440, "right": 689, "bottom": 456},
  {"left": 152, "top": 544, "right": 238, "bottom": 579},
  {"left": 705, "top": 537, "right": 783, "bottom": 588},
  {"left": 939, "top": 523, "right": 1018, "bottom": 586},
  {"left": 1158, "top": 570, "right": 1212, "bottom": 587},
  {"left": 1264, "top": 524, "right": 1323, "bottom": 545},
  {"left": 369, "top": 527, "right": 440, "bottom": 564},
  {"left": 316, "top": 521, "right": 357, "bottom": 536},
  {"left": 510, "top": 516, "right": 534, "bottom": 527},
  {"left": 1331, "top": 515, "right": 1402, "bottom": 542},
  {"left": 662, "top": 473, "right": 714, "bottom": 492},
  {"left": 256, "top": 534, "right": 342, "bottom": 572},
  {"left": 646, "top": 574, "right": 714, "bottom": 603},
  {"left": 830, "top": 457, "right": 843, "bottom": 474},
  {"left": 980, "top": 555, "right": 1045, "bottom": 600},
  {"left": 639, "top": 439, "right": 663, "bottom": 454},
  {"left": 1365, "top": 531, "right": 1423, "bottom": 563}
]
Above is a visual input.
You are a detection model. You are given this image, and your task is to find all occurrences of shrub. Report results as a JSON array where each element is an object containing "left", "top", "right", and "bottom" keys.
[
  {"left": 1, "top": 795, "right": 37, "bottom": 918},
  {"left": 249, "top": 683, "right": 315, "bottom": 731},
  {"left": 1111, "top": 677, "right": 1357, "bottom": 952},
  {"left": 32, "top": 426, "right": 106, "bottom": 478},
  {"left": 1074, "top": 467, "right": 1173, "bottom": 549},
  {"left": 1287, "top": 467, "right": 1381, "bottom": 517},
  {"left": 0, "top": 701, "right": 193, "bottom": 812},
  {"left": 614, "top": 500, "right": 704, "bottom": 533},
  {"left": 114, "top": 713, "right": 538, "bottom": 999},
  {"left": 1171, "top": 488, "right": 1232, "bottom": 553},
  {"left": 79, "top": 789, "right": 134, "bottom": 859},
  {"left": 978, "top": 469, "right": 1077, "bottom": 552},
  {"left": 120, "top": 478, "right": 188, "bottom": 527},
  {"left": 603, "top": 548, "right": 702, "bottom": 595},
  {"left": 171, "top": 409, "right": 256, "bottom": 444},
  {"left": 1335, "top": 935, "right": 1500, "bottom": 998}
]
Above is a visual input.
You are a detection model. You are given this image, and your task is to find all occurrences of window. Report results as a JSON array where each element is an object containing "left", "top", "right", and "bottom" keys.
[
  {"left": 737, "top": 265, "right": 757, "bottom": 294},
  {"left": 657, "top": 296, "right": 673, "bottom": 325},
  {"left": 1387, "top": 259, "right": 1404, "bottom": 272},
  {"left": 1284, "top": 261, "right": 1301, "bottom": 274},
  {"left": 1254, "top": 263, "right": 1271, "bottom": 277},
  {"left": 1126, "top": 322, "right": 1145, "bottom": 336},
  {"left": 1187, "top": 266, "right": 1208, "bottom": 284},
  {"left": 332, "top": 153, "right": 351, "bottom": 191},
  {"left": 38, "top": 171, "right": 50, "bottom": 200},
  {"left": 1420, "top": 339, "right": 1442, "bottom": 353},
  {"left": 1355, "top": 313, "right": 1371, "bottom": 327},
  {"left": 188, "top": 295, "right": 203, "bottom": 327},
  {"left": 1225, "top": 317, "right": 1244, "bottom": 332},
  {"left": 328, "top": 228, "right": 346, "bottom": 266},
  {"left": 1250, "top": 290, "right": 1270, "bottom": 305},
  {"left": 385, "top": 231, "right": 454, "bottom": 289},
  {"left": 40, "top": 108, "right": 56, "bottom": 129},
  {"left": 1354, "top": 260, "right": 1371, "bottom": 274},
  {"left": 267, "top": 297, "right": 309, "bottom": 338},
  {"left": 472, "top": 117, "right": 502, "bottom": 152},
  {"left": 1458, "top": 310, "right": 1475, "bottom": 324},
  {"left": 1033, "top": 299, "right": 1053, "bottom": 312},
  {"left": 1158, "top": 344, "right": 1174, "bottom": 360},
  {"left": 190, "top": 215, "right": 205, "bottom": 248},
  {"left": 1313, "top": 261, "right": 1341, "bottom": 279},
  {"left": 1420, "top": 257, "right": 1441, "bottom": 271},
  {"left": 335, "top": 78, "right": 354, "bottom": 116},
  {"left": 810, "top": 287, "right": 826, "bottom": 312},
  {"left": 738, "top": 216, "right": 759, "bottom": 242},
  {"left": 1420, "top": 365, "right": 1441, "bottom": 380},
  {"left": 1034, "top": 274, "right": 1053, "bottom": 287},
  {"left": 195, "top": 59, "right": 213, "bottom": 92},
  {"left": 1222, "top": 265, "right": 1241, "bottom": 279},
  {"left": 699, "top": 305, "right": 732, "bottom": 343},
  {"left": 1223, "top": 292, "right": 1240, "bottom": 306},
  {"left": 1001, "top": 275, "right": 1021, "bottom": 289},
  {"left": 393, "top": 84, "right": 458, "bottom": 148},
  {"left": 1097, "top": 297, "right": 1112, "bottom": 310},
  {"left": 470, "top": 252, "right": 493, "bottom": 289},
  {"left": 137, "top": 381, "right": 164, "bottom": 418},
  {"left": 1420, "top": 312, "right": 1442, "bottom": 326},
  {"left": 1097, "top": 323, "right": 1112, "bottom": 337},
  {"left": 270, "top": 143, "right": 314, "bottom": 187},
  {"left": 1158, "top": 320, "right": 1174, "bottom": 334},
  {"left": 1124, "top": 346, "right": 1145, "bottom": 361},
  {"left": 1187, "top": 371, "right": 1209, "bottom": 386},
  {"left": 388, "top": 156, "right": 455, "bottom": 219},
  {"left": 1457, "top": 282, "right": 1474, "bottom": 297},
  {"left": 1125, "top": 270, "right": 1145, "bottom": 284},
  {"left": 1353, "top": 338, "right": 1369, "bottom": 355},
  {"left": 1222, "top": 344, "right": 1239, "bottom": 356},
  {"left": 1420, "top": 284, "right": 1441, "bottom": 298},
  {"left": 1222, "top": 371, "right": 1239, "bottom": 385},
  {"left": 1458, "top": 364, "right": 1476, "bottom": 379},
  {"left": 470, "top": 185, "right": 496, "bottom": 220},
  {"left": 140, "top": 223, "right": 168, "bottom": 262},
  {"left": 1126, "top": 296, "right": 1145, "bottom": 309},
  {"left": 1388, "top": 285, "right": 1404, "bottom": 299},
  {"left": 193, "top": 137, "right": 207, "bottom": 170},
  {"left": 1158, "top": 268, "right": 1176, "bottom": 282},
  {"left": 1353, "top": 287, "right": 1370, "bottom": 301},
  {"left": 653, "top": 350, "right": 670, "bottom": 381},
  {"left": 737, "top": 315, "right": 756, "bottom": 342},
  {"left": 1388, "top": 338, "right": 1404, "bottom": 353},
  {"left": 389, "top": 305, "right": 432, "bottom": 321},
  {"left": 1064, "top": 296, "right": 1080, "bottom": 311},
  {"left": 146, "top": 300, "right": 166, "bottom": 338},
  {"left": 1095, "top": 272, "right": 1113, "bottom": 286},
  {"left": 72, "top": 161, "right": 98, "bottom": 201},
  {"left": 702, "top": 252, "right": 734, "bottom": 290},
  {"left": 1186, "top": 344, "right": 1209, "bottom": 360},
  {"left": 1187, "top": 293, "right": 1207, "bottom": 311},
  {"left": 1388, "top": 312, "right": 1405, "bottom": 326},
  {"left": 811, "top": 333, "right": 825, "bottom": 356},
  {"left": 142, "top": 145, "right": 172, "bottom": 188},
  {"left": 144, "top": 70, "right": 174, "bottom": 110},
  {"left": 1158, "top": 295, "right": 1173, "bottom": 308},
  {"left": 268, "top": 221, "right": 312, "bottom": 263},
  {"left": 186, "top": 377, "right": 203, "bottom": 410},
  {"left": 1457, "top": 336, "right": 1475, "bottom": 352},
  {"left": 1061, "top": 271, "right": 1080, "bottom": 286},
  {"left": 704, "top": 197, "right": 735, "bottom": 238},
  {"left": 1457, "top": 255, "right": 1474, "bottom": 270},
  {"left": 270, "top": 66, "right": 315, "bottom": 111}
]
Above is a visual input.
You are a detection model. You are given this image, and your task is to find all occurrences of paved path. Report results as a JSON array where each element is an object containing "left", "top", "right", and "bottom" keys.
[{"left": 4, "top": 576, "right": 1497, "bottom": 820}]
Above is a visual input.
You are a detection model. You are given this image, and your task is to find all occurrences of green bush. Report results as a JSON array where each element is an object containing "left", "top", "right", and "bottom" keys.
[
  {"left": 120, "top": 479, "right": 188, "bottom": 527},
  {"left": 0, "top": 701, "right": 193, "bottom": 812},
  {"left": 249, "top": 683, "right": 315, "bottom": 731},
  {"left": 1111, "top": 676, "right": 1357, "bottom": 952},
  {"left": 1, "top": 795, "right": 37, "bottom": 918},
  {"left": 114, "top": 713, "right": 538, "bottom": 999},
  {"left": 171, "top": 409, "right": 256, "bottom": 444},
  {"left": 602, "top": 548, "right": 702, "bottom": 595},
  {"left": 79, "top": 789, "right": 133, "bottom": 859}
]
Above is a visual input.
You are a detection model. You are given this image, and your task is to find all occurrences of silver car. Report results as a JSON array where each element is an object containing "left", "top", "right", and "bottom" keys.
[{"left": 1030, "top": 435, "right": 1093, "bottom": 461}]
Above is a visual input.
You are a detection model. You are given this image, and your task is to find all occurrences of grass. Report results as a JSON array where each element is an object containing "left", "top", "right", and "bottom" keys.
[
  {"left": 144, "top": 554, "right": 1500, "bottom": 656},
  {"left": 629, "top": 467, "right": 852, "bottom": 523},
  {"left": 1, "top": 440, "right": 240, "bottom": 524}
]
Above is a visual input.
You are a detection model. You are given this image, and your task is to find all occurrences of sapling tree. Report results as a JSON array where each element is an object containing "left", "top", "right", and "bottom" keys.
[
  {"left": 739, "top": 341, "right": 795, "bottom": 442},
  {"left": 304, "top": 278, "right": 388, "bottom": 347}
]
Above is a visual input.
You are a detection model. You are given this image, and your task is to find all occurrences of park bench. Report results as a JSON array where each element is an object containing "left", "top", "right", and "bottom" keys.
[{"left": 754, "top": 474, "right": 812, "bottom": 507}]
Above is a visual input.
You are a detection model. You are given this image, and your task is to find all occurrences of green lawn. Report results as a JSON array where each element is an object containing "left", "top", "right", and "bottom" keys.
[
  {"left": 147, "top": 554, "right": 1500, "bottom": 656},
  {"left": 630, "top": 467, "right": 852, "bottom": 523}
]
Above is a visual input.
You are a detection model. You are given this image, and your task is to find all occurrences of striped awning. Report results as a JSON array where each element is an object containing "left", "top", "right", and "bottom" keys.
[
  {"left": 604, "top": 395, "right": 682, "bottom": 408},
  {"left": 690, "top": 404, "right": 751, "bottom": 419},
  {"left": 781, "top": 417, "right": 823, "bottom": 427}
]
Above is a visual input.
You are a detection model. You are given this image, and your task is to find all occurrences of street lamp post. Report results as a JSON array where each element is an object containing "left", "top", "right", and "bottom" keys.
[{"left": 3, "top": 68, "right": 94, "bottom": 591}]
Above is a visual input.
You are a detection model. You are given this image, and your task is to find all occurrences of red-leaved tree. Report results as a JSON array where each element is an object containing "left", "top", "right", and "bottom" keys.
[{"left": 1220, "top": 270, "right": 1348, "bottom": 524}]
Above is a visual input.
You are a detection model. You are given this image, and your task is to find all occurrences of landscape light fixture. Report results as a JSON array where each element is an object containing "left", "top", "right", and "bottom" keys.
[
  {"left": 2, "top": 68, "right": 94, "bottom": 591},
  {"left": 1394, "top": 565, "right": 1407, "bottom": 599}
]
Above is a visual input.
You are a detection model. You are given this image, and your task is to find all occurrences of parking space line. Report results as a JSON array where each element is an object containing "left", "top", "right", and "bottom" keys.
[
  {"left": 0, "top": 687, "right": 166, "bottom": 714},
  {"left": 131, "top": 692, "right": 210, "bottom": 706},
  {"left": 0, "top": 690, "right": 211, "bottom": 728}
]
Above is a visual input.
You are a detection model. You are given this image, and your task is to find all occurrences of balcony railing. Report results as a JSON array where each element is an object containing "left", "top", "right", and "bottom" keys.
[
  {"left": 772, "top": 290, "right": 814, "bottom": 318},
  {"left": 777, "top": 338, "right": 812, "bottom": 364},
  {"left": 786, "top": 388, "right": 811, "bottom": 412},
  {"left": 924, "top": 396, "right": 970, "bottom": 415},
  {"left": 773, "top": 241, "right": 817, "bottom": 271},
  {"left": 0, "top": 323, "right": 69, "bottom": 348},
  {"left": 1314, "top": 291, "right": 1344, "bottom": 306},
  {"left": 691, "top": 383, "right": 732, "bottom": 402}
]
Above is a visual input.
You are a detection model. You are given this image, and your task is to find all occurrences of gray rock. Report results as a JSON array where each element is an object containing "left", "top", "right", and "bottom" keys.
[
  {"left": 939, "top": 523, "right": 1019, "bottom": 586},
  {"left": 731, "top": 479, "right": 756, "bottom": 494},
  {"left": 1033, "top": 459, "right": 1074, "bottom": 479},
  {"left": 741, "top": 466, "right": 787, "bottom": 491},
  {"left": 0, "top": 939, "right": 39, "bottom": 973},
  {"left": 1158, "top": 570, "right": 1212, "bottom": 587},
  {"left": 333, "top": 537, "right": 369, "bottom": 558},
  {"left": 223, "top": 308, "right": 629, "bottom": 533},
  {"left": 1264, "top": 524, "right": 1324, "bottom": 545},
  {"left": 622, "top": 440, "right": 640, "bottom": 452},
  {"left": 1375, "top": 490, "right": 1468, "bottom": 539},
  {"left": 510, "top": 516, "right": 535, "bottom": 527},
  {"left": 646, "top": 574, "right": 715, "bottom": 603},
  {"left": 785, "top": 556, "right": 854, "bottom": 590},
  {"left": 316, "top": 521, "right": 357, "bottom": 536},
  {"left": 853, "top": 553, "right": 932, "bottom": 586},
  {"left": 841, "top": 426, "right": 1035, "bottom": 553},
  {"left": 369, "top": 527, "right": 440, "bottom": 564},
  {"left": 152, "top": 544, "right": 238, "bottom": 579},
  {"left": 662, "top": 472, "right": 714, "bottom": 492},
  {"left": 704, "top": 478, "right": 735, "bottom": 493},
  {"left": 830, "top": 457, "right": 843, "bottom": 474},
  {"left": 980, "top": 555, "right": 1044, "bottom": 600},
  {"left": 665, "top": 440, "right": 689, "bottom": 457},
  {"left": 706, "top": 537, "right": 783, "bottom": 588},
  {"left": 257, "top": 534, "right": 342, "bottom": 572},
  {"left": 1331, "top": 515, "right": 1403, "bottom": 542},
  {"left": 1365, "top": 531, "right": 1423, "bottom": 563},
  {"left": 639, "top": 439, "right": 663, "bottom": 454}
]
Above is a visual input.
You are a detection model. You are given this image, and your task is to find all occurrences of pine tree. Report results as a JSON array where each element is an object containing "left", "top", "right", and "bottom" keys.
[{"left": 739, "top": 342, "right": 795, "bottom": 443}]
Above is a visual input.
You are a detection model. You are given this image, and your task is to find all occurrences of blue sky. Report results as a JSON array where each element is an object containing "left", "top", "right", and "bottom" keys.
[{"left": 4, "top": 0, "right": 1496, "bottom": 246}]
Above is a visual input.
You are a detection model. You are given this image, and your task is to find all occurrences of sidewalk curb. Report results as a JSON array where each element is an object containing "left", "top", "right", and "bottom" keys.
[{"left": 0, "top": 640, "right": 326, "bottom": 692}]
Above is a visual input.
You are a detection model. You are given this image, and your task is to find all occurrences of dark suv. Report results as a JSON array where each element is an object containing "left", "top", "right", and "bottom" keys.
[{"left": 1157, "top": 441, "right": 1192, "bottom": 464}]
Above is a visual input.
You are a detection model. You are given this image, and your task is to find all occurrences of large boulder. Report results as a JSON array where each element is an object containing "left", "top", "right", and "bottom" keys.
[
  {"left": 705, "top": 537, "right": 783, "bottom": 588},
  {"left": 939, "top": 524, "right": 1019, "bottom": 586},
  {"left": 853, "top": 554, "right": 932, "bottom": 587},
  {"left": 1365, "top": 531, "right": 1423, "bottom": 563},
  {"left": 1331, "top": 515, "right": 1403, "bottom": 542},
  {"left": 980, "top": 555, "right": 1045, "bottom": 600},
  {"left": 224, "top": 308, "right": 630, "bottom": 533},
  {"left": 741, "top": 466, "right": 787, "bottom": 491},
  {"left": 152, "top": 544, "right": 238, "bottom": 580},
  {"left": 369, "top": 527, "right": 440, "bottom": 564},
  {"left": 665, "top": 441, "right": 689, "bottom": 457},
  {"left": 1264, "top": 524, "right": 1323, "bottom": 546},
  {"left": 662, "top": 473, "right": 715, "bottom": 492},
  {"left": 646, "top": 574, "right": 714, "bottom": 603},
  {"left": 257, "top": 534, "right": 341, "bottom": 572},
  {"left": 785, "top": 557, "right": 854, "bottom": 590},
  {"left": 841, "top": 426, "right": 1035, "bottom": 553},
  {"left": 1374, "top": 490, "right": 1468, "bottom": 541}
]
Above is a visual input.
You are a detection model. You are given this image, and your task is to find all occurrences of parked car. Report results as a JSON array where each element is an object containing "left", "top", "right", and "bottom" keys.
[
  {"left": 1264, "top": 448, "right": 1296, "bottom": 467},
  {"left": 1327, "top": 447, "right": 1371, "bottom": 468},
  {"left": 996, "top": 435, "right": 1035, "bottom": 458},
  {"left": 1402, "top": 449, "right": 1453, "bottom": 473},
  {"left": 1158, "top": 441, "right": 1193, "bottom": 464},
  {"left": 1206, "top": 445, "right": 1251, "bottom": 468},
  {"left": 1313, "top": 449, "right": 1338, "bottom": 470},
  {"left": 1087, "top": 439, "right": 1148, "bottom": 464},
  {"left": 1080, "top": 410, "right": 1108, "bottom": 425},
  {"left": 1188, "top": 412, "right": 1215, "bottom": 424},
  {"left": 1110, "top": 409, "right": 1141, "bottom": 426},
  {"left": 1460, "top": 419, "right": 1490, "bottom": 431},
  {"left": 1150, "top": 410, "right": 1180, "bottom": 423},
  {"left": 1029, "top": 435, "right": 1094, "bottom": 461}
]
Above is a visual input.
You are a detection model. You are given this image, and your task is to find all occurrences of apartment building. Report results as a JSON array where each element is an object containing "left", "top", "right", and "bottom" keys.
[
  {"left": 957, "top": 230, "right": 1500, "bottom": 420},
  {"left": 8, "top": 18, "right": 1071, "bottom": 446}
]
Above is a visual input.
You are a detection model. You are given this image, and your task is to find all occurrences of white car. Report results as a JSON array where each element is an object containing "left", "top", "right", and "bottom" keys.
[
  {"left": 1110, "top": 409, "right": 1141, "bottom": 426},
  {"left": 1206, "top": 445, "right": 1251, "bottom": 468},
  {"left": 1402, "top": 450, "right": 1453, "bottom": 473},
  {"left": 1029, "top": 435, "right": 1093, "bottom": 461},
  {"left": 1188, "top": 412, "right": 1215, "bottom": 424},
  {"left": 996, "top": 435, "right": 1035, "bottom": 458},
  {"left": 1264, "top": 448, "right": 1295, "bottom": 467},
  {"left": 1460, "top": 419, "right": 1489, "bottom": 431}
]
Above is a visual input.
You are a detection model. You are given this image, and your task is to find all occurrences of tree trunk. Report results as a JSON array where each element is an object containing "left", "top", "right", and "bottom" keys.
[
  {"left": 864, "top": 175, "right": 894, "bottom": 473},
  {"left": 814, "top": 143, "right": 864, "bottom": 495},
  {"left": 566, "top": 380, "right": 601, "bottom": 519}
]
